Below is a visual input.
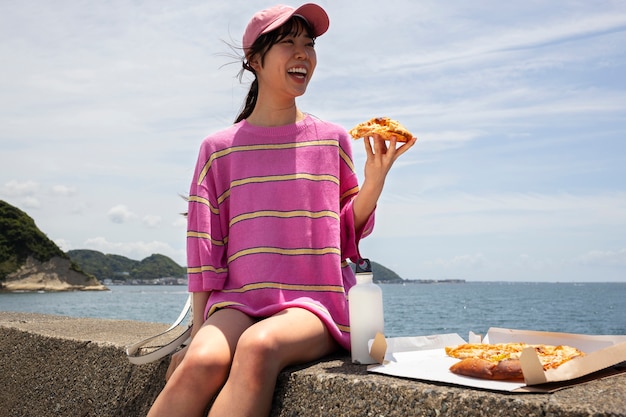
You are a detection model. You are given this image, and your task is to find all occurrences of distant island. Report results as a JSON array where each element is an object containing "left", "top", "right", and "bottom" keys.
[
  {"left": 67, "top": 250, "right": 186, "bottom": 286},
  {"left": 0, "top": 200, "right": 106, "bottom": 292},
  {"left": 0, "top": 200, "right": 186, "bottom": 292}
]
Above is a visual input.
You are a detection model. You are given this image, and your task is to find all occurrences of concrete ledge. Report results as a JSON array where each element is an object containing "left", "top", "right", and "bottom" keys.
[
  {"left": 0, "top": 312, "right": 167, "bottom": 417},
  {"left": 1, "top": 312, "right": 625, "bottom": 417}
]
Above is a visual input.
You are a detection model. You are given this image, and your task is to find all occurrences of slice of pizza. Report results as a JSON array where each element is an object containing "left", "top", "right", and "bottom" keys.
[
  {"left": 349, "top": 117, "right": 414, "bottom": 142},
  {"left": 445, "top": 343, "right": 585, "bottom": 381}
]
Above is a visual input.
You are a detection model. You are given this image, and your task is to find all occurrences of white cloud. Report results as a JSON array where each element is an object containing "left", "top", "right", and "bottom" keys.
[
  {"left": 1, "top": 181, "right": 42, "bottom": 210},
  {"left": 1, "top": 180, "right": 39, "bottom": 197},
  {"left": 54, "top": 238, "right": 72, "bottom": 252},
  {"left": 172, "top": 216, "right": 187, "bottom": 229},
  {"left": 18, "top": 197, "right": 41, "bottom": 210},
  {"left": 513, "top": 254, "right": 562, "bottom": 272},
  {"left": 425, "top": 253, "right": 487, "bottom": 270},
  {"left": 107, "top": 205, "right": 136, "bottom": 224},
  {"left": 142, "top": 214, "right": 162, "bottom": 228},
  {"left": 374, "top": 192, "right": 626, "bottom": 238},
  {"left": 51, "top": 185, "right": 77, "bottom": 196},
  {"left": 417, "top": 130, "right": 484, "bottom": 152},
  {"left": 577, "top": 249, "right": 626, "bottom": 267}
]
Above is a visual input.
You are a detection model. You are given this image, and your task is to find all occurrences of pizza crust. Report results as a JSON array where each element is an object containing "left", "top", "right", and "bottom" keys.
[
  {"left": 449, "top": 357, "right": 524, "bottom": 381},
  {"left": 349, "top": 117, "right": 414, "bottom": 142}
]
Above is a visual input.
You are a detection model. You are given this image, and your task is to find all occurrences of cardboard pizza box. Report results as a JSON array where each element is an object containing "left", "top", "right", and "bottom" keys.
[{"left": 367, "top": 328, "right": 626, "bottom": 393}]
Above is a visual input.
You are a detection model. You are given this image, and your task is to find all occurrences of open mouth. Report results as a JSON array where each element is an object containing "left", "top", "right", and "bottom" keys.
[{"left": 287, "top": 67, "right": 307, "bottom": 79}]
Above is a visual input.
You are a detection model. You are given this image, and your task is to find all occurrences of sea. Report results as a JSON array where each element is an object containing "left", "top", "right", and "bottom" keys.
[{"left": 1, "top": 282, "right": 625, "bottom": 338}]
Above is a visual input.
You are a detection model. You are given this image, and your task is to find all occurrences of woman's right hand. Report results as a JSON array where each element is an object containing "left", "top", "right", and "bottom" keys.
[
  {"left": 165, "top": 292, "right": 209, "bottom": 381},
  {"left": 353, "top": 133, "right": 416, "bottom": 231},
  {"left": 165, "top": 345, "right": 188, "bottom": 381}
]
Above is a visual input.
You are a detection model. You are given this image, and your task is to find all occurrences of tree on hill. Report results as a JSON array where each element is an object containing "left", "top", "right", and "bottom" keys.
[
  {"left": 131, "top": 254, "right": 185, "bottom": 280},
  {"left": 0, "top": 200, "right": 69, "bottom": 280},
  {"left": 106, "top": 253, "right": 136, "bottom": 273},
  {"left": 66, "top": 249, "right": 113, "bottom": 280},
  {"left": 68, "top": 250, "right": 185, "bottom": 281},
  {"left": 371, "top": 261, "right": 404, "bottom": 283}
]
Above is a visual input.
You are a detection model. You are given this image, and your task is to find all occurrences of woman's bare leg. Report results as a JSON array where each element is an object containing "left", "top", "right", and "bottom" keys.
[
  {"left": 147, "top": 309, "right": 255, "bottom": 417},
  {"left": 208, "top": 308, "right": 339, "bottom": 417}
]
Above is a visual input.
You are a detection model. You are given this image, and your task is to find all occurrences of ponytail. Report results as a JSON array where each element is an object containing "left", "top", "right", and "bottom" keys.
[{"left": 235, "top": 61, "right": 258, "bottom": 123}]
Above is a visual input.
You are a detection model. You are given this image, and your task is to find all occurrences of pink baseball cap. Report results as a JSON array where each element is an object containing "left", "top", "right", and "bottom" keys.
[{"left": 242, "top": 3, "right": 330, "bottom": 54}]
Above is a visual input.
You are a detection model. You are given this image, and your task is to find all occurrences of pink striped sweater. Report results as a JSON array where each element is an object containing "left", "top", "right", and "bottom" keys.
[{"left": 186, "top": 115, "right": 375, "bottom": 350}]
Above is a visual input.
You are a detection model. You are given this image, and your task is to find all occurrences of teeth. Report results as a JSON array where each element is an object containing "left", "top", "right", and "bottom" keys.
[{"left": 288, "top": 67, "right": 307, "bottom": 75}]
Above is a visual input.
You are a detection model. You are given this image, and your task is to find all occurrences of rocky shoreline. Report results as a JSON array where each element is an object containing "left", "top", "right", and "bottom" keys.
[{"left": 1, "top": 256, "right": 108, "bottom": 292}]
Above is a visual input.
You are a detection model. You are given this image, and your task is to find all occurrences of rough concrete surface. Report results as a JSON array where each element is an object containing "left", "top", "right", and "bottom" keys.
[{"left": 1, "top": 312, "right": 625, "bottom": 417}]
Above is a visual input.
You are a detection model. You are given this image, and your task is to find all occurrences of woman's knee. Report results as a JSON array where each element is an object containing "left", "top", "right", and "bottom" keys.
[
  {"left": 177, "top": 343, "right": 233, "bottom": 384},
  {"left": 234, "top": 327, "right": 282, "bottom": 371}
]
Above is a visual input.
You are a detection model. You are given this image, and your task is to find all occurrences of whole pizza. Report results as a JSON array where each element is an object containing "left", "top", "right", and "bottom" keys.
[{"left": 445, "top": 342, "right": 585, "bottom": 381}]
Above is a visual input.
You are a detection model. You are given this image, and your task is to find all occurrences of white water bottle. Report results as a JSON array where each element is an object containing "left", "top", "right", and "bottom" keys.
[{"left": 348, "top": 258, "right": 384, "bottom": 364}]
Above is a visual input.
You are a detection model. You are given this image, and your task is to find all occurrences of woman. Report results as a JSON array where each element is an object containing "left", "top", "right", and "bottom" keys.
[{"left": 147, "top": 4, "right": 415, "bottom": 416}]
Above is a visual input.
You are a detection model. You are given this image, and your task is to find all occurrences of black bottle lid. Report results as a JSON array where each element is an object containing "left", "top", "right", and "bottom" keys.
[{"left": 355, "top": 258, "right": 372, "bottom": 274}]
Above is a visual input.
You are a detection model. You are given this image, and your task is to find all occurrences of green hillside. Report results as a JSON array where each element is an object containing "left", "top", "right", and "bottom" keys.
[
  {"left": 0, "top": 200, "right": 70, "bottom": 280},
  {"left": 371, "top": 261, "right": 404, "bottom": 283},
  {"left": 134, "top": 253, "right": 186, "bottom": 280},
  {"left": 67, "top": 250, "right": 185, "bottom": 281}
]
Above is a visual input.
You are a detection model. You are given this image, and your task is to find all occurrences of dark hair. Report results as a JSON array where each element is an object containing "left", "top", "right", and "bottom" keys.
[{"left": 235, "top": 16, "right": 316, "bottom": 123}]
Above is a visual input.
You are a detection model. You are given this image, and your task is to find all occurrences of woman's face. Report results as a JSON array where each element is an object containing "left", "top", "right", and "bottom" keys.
[{"left": 253, "top": 28, "right": 317, "bottom": 101}]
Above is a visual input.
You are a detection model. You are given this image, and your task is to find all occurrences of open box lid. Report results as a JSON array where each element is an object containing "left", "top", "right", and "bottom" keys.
[{"left": 367, "top": 328, "right": 626, "bottom": 393}]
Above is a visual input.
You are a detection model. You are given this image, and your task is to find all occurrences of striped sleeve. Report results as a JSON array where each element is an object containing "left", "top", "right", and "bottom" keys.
[
  {"left": 338, "top": 131, "right": 375, "bottom": 262},
  {"left": 186, "top": 142, "right": 228, "bottom": 292}
]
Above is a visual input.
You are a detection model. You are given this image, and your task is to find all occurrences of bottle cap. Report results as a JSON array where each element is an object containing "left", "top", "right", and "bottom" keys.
[{"left": 356, "top": 258, "right": 372, "bottom": 274}]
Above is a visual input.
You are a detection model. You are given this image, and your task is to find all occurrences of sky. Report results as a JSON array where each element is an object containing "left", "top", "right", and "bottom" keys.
[{"left": 1, "top": 0, "right": 625, "bottom": 282}]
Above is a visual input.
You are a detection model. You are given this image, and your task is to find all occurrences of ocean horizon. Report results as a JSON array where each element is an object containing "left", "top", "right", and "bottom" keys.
[{"left": 1, "top": 282, "right": 624, "bottom": 339}]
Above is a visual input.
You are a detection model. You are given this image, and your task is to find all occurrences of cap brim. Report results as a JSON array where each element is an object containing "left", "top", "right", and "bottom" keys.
[
  {"left": 262, "top": 3, "right": 329, "bottom": 39},
  {"left": 293, "top": 3, "right": 329, "bottom": 38}
]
